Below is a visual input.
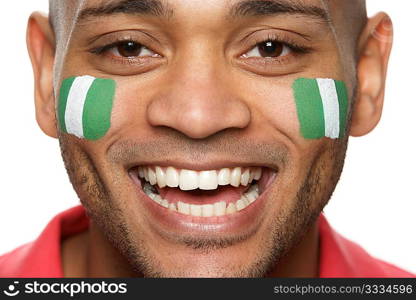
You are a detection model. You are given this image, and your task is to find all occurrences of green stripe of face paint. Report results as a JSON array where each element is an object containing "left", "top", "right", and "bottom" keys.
[
  {"left": 293, "top": 78, "right": 325, "bottom": 139},
  {"left": 58, "top": 76, "right": 76, "bottom": 133},
  {"left": 335, "top": 80, "right": 348, "bottom": 138},
  {"left": 82, "top": 78, "right": 116, "bottom": 140}
]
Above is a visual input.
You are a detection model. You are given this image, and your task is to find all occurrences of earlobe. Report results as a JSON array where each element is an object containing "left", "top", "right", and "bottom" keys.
[
  {"left": 350, "top": 13, "right": 393, "bottom": 137},
  {"left": 26, "top": 12, "right": 58, "bottom": 138}
]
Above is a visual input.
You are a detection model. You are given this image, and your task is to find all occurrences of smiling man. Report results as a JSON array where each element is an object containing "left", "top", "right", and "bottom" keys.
[{"left": 0, "top": 0, "right": 413, "bottom": 278}]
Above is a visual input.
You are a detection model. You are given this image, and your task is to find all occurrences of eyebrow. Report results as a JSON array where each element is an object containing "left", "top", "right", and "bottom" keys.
[
  {"left": 78, "top": 0, "right": 173, "bottom": 21},
  {"left": 229, "top": 0, "right": 330, "bottom": 23},
  {"left": 77, "top": 0, "right": 329, "bottom": 24}
]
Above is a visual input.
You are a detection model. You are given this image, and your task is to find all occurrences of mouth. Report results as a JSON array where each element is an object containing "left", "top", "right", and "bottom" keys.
[{"left": 129, "top": 164, "right": 278, "bottom": 235}]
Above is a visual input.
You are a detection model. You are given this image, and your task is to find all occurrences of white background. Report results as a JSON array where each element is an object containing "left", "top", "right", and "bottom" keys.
[{"left": 0, "top": 1, "right": 415, "bottom": 274}]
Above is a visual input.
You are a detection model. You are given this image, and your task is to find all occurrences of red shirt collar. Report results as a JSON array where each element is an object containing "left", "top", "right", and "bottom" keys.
[{"left": 0, "top": 206, "right": 413, "bottom": 277}]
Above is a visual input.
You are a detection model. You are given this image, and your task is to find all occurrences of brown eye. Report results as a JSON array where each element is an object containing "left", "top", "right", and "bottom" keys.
[
  {"left": 243, "top": 40, "right": 290, "bottom": 58},
  {"left": 109, "top": 41, "right": 157, "bottom": 58},
  {"left": 117, "top": 41, "right": 142, "bottom": 57},
  {"left": 258, "top": 41, "right": 283, "bottom": 57}
]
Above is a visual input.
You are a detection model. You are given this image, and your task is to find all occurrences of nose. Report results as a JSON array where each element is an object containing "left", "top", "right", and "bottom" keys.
[{"left": 146, "top": 56, "right": 251, "bottom": 139}]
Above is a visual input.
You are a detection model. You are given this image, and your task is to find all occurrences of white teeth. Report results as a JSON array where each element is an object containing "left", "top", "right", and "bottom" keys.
[
  {"left": 199, "top": 170, "right": 218, "bottom": 190},
  {"left": 235, "top": 199, "right": 245, "bottom": 211},
  {"left": 179, "top": 169, "right": 199, "bottom": 191},
  {"left": 166, "top": 167, "right": 179, "bottom": 187},
  {"left": 147, "top": 192, "right": 157, "bottom": 200},
  {"left": 169, "top": 202, "right": 177, "bottom": 211},
  {"left": 201, "top": 204, "right": 214, "bottom": 217},
  {"left": 156, "top": 166, "right": 167, "bottom": 188},
  {"left": 241, "top": 195, "right": 250, "bottom": 206},
  {"left": 153, "top": 195, "right": 162, "bottom": 204},
  {"left": 249, "top": 170, "right": 255, "bottom": 184},
  {"left": 226, "top": 203, "right": 237, "bottom": 214},
  {"left": 148, "top": 168, "right": 157, "bottom": 185},
  {"left": 254, "top": 168, "right": 262, "bottom": 180},
  {"left": 160, "top": 199, "right": 169, "bottom": 208},
  {"left": 142, "top": 183, "right": 261, "bottom": 217},
  {"left": 144, "top": 168, "right": 149, "bottom": 181},
  {"left": 139, "top": 166, "right": 263, "bottom": 191},
  {"left": 138, "top": 167, "right": 145, "bottom": 179},
  {"left": 245, "top": 189, "right": 258, "bottom": 204},
  {"left": 217, "top": 168, "right": 231, "bottom": 185},
  {"left": 177, "top": 201, "right": 190, "bottom": 214},
  {"left": 230, "top": 167, "right": 242, "bottom": 187},
  {"left": 213, "top": 201, "right": 226, "bottom": 216},
  {"left": 190, "top": 204, "right": 202, "bottom": 217},
  {"left": 240, "top": 169, "right": 250, "bottom": 186}
]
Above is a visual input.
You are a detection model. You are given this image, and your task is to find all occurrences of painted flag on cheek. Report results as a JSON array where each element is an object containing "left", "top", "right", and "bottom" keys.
[
  {"left": 293, "top": 78, "right": 348, "bottom": 139},
  {"left": 58, "top": 75, "right": 116, "bottom": 140}
]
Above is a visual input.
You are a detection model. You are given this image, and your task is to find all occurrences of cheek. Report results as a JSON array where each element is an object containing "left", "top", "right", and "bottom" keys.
[
  {"left": 259, "top": 86, "right": 300, "bottom": 138},
  {"left": 109, "top": 80, "right": 150, "bottom": 135},
  {"left": 109, "top": 85, "right": 134, "bottom": 128},
  {"left": 57, "top": 75, "right": 116, "bottom": 141},
  {"left": 292, "top": 78, "right": 348, "bottom": 140}
]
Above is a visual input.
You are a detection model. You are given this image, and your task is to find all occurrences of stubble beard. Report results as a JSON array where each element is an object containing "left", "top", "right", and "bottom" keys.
[{"left": 59, "top": 133, "right": 348, "bottom": 277}]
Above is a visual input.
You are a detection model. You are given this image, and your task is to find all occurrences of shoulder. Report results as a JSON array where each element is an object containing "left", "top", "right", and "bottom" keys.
[
  {"left": 0, "top": 242, "right": 35, "bottom": 277},
  {"left": 339, "top": 235, "right": 414, "bottom": 277},
  {"left": 0, "top": 205, "right": 89, "bottom": 277},
  {"left": 319, "top": 215, "right": 415, "bottom": 277}
]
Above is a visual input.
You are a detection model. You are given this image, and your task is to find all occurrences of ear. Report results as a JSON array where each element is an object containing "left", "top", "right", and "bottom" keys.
[
  {"left": 27, "top": 12, "right": 58, "bottom": 138},
  {"left": 350, "top": 13, "right": 393, "bottom": 137}
]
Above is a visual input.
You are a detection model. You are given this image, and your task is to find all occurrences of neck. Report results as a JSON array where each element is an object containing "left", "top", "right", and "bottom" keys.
[
  {"left": 62, "top": 222, "right": 137, "bottom": 277},
  {"left": 267, "top": 221, "right": 320, "bottom": 277}
]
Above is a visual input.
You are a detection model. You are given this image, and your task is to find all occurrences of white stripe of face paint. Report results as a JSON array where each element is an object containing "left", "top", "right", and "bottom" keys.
[
  {"left": 64, "top": 75, "right": 96, "bottom": 138},
  {"left": 316, "top": 78, "right": 340, "bottom": 139}
]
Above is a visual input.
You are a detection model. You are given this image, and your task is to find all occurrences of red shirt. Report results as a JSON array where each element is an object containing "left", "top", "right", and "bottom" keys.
[{"left": 0, "top": 205, "right": 414, "bottom": 277}]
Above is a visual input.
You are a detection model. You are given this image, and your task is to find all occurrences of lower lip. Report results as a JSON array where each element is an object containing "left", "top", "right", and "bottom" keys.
[{"left": 130, "top": 170, "right": 277, "bottom": 237}]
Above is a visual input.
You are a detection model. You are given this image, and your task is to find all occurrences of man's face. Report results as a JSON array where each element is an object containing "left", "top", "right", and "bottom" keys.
[{"left": 57, "top": 0, "right": 353, "bottom": 277}]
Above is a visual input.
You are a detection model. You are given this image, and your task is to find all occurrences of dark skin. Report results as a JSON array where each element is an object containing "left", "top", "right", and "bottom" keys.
[{"left": 27, "top": 0, "right": 392, "bottom": 277}]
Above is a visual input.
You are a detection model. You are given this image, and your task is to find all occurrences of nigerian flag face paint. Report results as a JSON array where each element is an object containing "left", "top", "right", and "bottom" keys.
[
  {"left": 58, "top": 76, "right": 116, "bottom": 140},
  {"left": 293, "top": 78, "right": 348, "bottom": 139}
]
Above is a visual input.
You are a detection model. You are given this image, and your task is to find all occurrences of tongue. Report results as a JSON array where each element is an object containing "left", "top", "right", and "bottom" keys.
[{"left": 156, "top": 184, "right": 250, "bottom": 205}]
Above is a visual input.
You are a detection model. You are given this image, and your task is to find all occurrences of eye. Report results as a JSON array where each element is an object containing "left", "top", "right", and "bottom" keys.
[
  {"left": 243, "top": 40, "right": 291, "bottom": 58},
  {"left": 108, "top": 41, "right": 158, "bottom": 58}
]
